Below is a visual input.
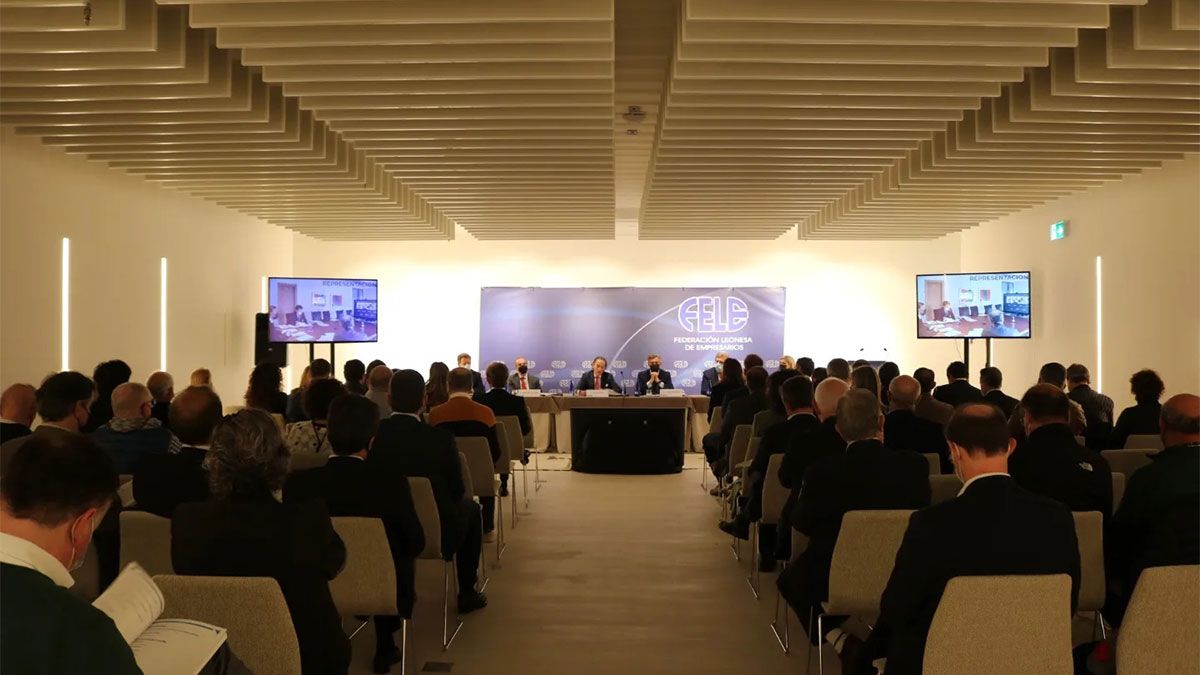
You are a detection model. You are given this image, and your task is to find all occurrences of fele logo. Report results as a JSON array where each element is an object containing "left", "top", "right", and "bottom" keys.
[
  {"left": 677, "top": 296, "right": 750, "bottom": 333},
  {"left": 539, "top": 370, "right": 555, "bottom": 378},
  {"left": 681, "top": 378, "right": 697, "bottom": 388},
  {"left": 551, "top": 360, "right": 566, "bottom": 369},
  {"left": 673, "top": 360, "right": 688, "bottom": 369}
]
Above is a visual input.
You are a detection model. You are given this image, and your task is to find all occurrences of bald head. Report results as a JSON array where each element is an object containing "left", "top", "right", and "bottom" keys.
[
  {"left": 146, "top": 371, "right": 174, "bottom": 402},
  {"left": 169, "top": 385, "right": 223, "bottom": 446},
  {"left": 112, "top": 382, "right": 153, "bottom": 420},
  {"left": 0, "top": 383, "right": 37, "bottom": 427},
  {"left": 888, "top": 375, "right": 921, "bottom": 410},
  {"left": 813, "top": 377, "right": 850, "bottom": 422},
  {"left": 1161, "top": 393, "right": 1200, "bottom": 447},
  {"left": 368, "top": 365, "right": 393, "bottom": 391}
]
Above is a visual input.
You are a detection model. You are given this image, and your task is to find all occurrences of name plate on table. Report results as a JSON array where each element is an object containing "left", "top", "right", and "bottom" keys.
[
  {"left": 654, "top": 389, "right": 686, "bottom": 397},
  {"left": 514, "top": 389, "right": 542, "bottom": 397},
  {"left": 583, "top": 389, "right": 610, "bottom": 397}
]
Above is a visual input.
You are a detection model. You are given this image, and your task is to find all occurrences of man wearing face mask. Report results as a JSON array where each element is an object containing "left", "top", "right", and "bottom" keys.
[
  {"left": 457, "top": 352, "right": 487, "bottom": 398},
  {"left": 635, "top": 354, "right": 675, "bottom": 396},
  {"left": 701, "top": 352, "right": 728, "bottom": 396},
  {"left": 851, "top": 404, "right": 1080, "bottom": 675},
  {"left": 506, "top": 356, "right": 542, "bottom": 392}
]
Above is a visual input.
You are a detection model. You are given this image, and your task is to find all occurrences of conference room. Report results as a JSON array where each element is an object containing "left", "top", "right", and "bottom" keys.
[{"left": 1, "top": 1, "right": 1198, "bottom": 674}]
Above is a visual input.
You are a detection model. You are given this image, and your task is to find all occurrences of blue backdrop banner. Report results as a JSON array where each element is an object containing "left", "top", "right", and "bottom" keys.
[{"left": 479, "top": 287, "right": 787, "bottom": 394}]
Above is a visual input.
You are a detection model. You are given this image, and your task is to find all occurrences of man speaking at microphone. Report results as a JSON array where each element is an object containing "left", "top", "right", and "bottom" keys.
[
  {"left": 576, "top": 356, "right": 622, "bottom": 394},
  {"left": 635, "top": 354, "right": 674, "bottom": 396}
]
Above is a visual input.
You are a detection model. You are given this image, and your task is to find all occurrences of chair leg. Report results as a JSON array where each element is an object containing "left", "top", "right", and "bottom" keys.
[
  {"left": 477, "top": 510, "right": 489, "bottom": 592},
  {"left": 534, "top": 452, "right": 546, "bottom": 490},
  {"left": 816, "top": 613, "right": 825, "bottom": 675},
  {"left": 442, "top": 560, "right": 464, "bottom": 650},
  {"left": 399, "top": 618, "right": 409, "bottom": 675},
  {"left": 769, "top": 564, "right": 790, "bottom": 654},
  {"left": 745, "top": 524, "right": 760, "bottom": 599},
  {"left": 510, "top": 479, "right": 518, "bottom": 530},
  {"left": 496, "top": 495, "right": 507, "bottom": 561},
  {"left": 1096, "top": 610, "right": 1108, "bottom": 640},
  {"left": 522, "top": 462, "right": 530, "bottom": 509}
]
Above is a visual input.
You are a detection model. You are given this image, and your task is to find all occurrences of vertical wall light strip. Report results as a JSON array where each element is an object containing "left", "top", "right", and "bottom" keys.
[
  {"left": 1095, "top": 256, "right": 1103, "bottom": 393},
  {"left": 61, "top": 238, "right": 70, "bottom": 371},
  {"left": 160, "top": 257, "right": 168, "bottom": 372},
  {"left": 260, "top": 275, "right": 268, "bottom": 313}
]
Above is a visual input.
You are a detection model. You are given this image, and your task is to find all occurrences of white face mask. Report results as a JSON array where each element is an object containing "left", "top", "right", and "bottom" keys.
[{"left": 67, "top": 513, "right": 96, "bottom": 572}]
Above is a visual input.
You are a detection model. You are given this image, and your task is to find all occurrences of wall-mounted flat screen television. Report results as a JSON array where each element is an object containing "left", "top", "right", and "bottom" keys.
[
  {"left": 267, "top": 277, "right": 378, "bottom": 343},
  {"left": 916, "top": 271, "right": 1031, "bottom": 339}
]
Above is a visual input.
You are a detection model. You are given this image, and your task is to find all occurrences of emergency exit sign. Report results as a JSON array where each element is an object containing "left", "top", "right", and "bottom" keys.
[{"left": 1050, "top": 220, "right": 1068, "bottom": 240}]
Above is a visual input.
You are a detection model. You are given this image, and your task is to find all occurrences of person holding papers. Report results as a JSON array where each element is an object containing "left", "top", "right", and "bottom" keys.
[
  {"left": 635, "top": 354, "right": 675, "bottom": 396},
  {"left": 576, "top": 356, "right": 622, "bottom": 394}
]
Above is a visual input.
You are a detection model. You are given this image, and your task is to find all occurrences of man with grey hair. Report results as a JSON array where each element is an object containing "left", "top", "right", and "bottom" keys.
[
  {"left": 366, "top": 365, "right": 393, "bottom": 419},
  {"left": 91, "top": 382, "right": 181, "bottom": 474},
  {"left": 146, "top": 371, "right": 174, "bottom": 428},
  {"left": 884, "top": 375, "right": 951, "bottom": 472},
  {"left": 0, "top": 383, "right": 37, "bottom": 444},
  {"left": 778, "top": 389, "right": 930, "bottom": 646},
  {"left": 701, "top": 352, "right": 728, "bottom": 396}
]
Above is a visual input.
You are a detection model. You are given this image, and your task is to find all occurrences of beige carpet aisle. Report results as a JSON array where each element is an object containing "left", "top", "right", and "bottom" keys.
[{"left": 350, "top": 457, "right": 809, "bottom": 674}]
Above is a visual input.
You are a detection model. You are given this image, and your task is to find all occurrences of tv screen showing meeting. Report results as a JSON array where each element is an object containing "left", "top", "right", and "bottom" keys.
[
  {"left": 916, "top": 271, "right": 1031, "bottom": 339},
  {"left": 267, "top": 277, "right": 378, "bottom": 343}
]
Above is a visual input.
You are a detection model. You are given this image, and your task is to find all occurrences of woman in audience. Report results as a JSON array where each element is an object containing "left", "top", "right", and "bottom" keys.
[
  {"left": 878, "top": 361, "right": 900, "bottom": 407},
  {"left": 778, "top": 355, "right": 796, "bottom": 371},
  {"left": 244, "top": 363, "right": 288, "bottom": 415},
  {"left": 172, "top": 409, "right": 350, "bottom": 675},
  {"left": 190, "top": 367, "right": 213, "bottom": 389},
  {"left": 425, "top": 361, "right": 450, "bottom": 409},
  {"left": 850, "top": 364, "right": 881, "bottom": 402},
  {"left": 82, "top": 359, "right": 132, "bottom": 433},
  {"left": 285, "top": 379, "right": 347, "bottom": 457},
  {"left": 1110, "top": 369, "right": 1166, "bottom": 449},
  {"left": 707, "top": 357, "right": 746, "bottom": 419}
]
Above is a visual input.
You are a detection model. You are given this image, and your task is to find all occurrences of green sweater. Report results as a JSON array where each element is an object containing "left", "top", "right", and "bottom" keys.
[{"left": 0, "top": 563, "right": 142, "bottom": 675}]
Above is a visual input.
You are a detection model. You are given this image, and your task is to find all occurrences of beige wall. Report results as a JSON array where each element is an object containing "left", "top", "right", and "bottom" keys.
[
  {"left": 959, "top": 155, "right": 1200, "bottom": 410},
  {"left": 291, "top": 232, "right": 967, "bottom": 383},
  {"left": 0, "top": 129, "right": 295, "bottom": 405}
]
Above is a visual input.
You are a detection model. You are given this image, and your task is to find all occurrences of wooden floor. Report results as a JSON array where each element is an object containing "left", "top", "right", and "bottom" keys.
[{"left": 350, "top": 455, "right": 814, "bottom": 674}]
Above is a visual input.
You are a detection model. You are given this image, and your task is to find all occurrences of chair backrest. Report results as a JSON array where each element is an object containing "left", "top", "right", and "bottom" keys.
[
  {"left": 288, "top": 451, "right": 329, "bottom": 473},
  {"left": 270, "top": 413, "right": 286, "bottom": 432},
  {"left": 119, "top": 511, "right": 174, "bottom": 577},
  {"left": 1124, "top": 433, "right": 1164, "bottom": 450},
  {"left": 746, "top": 437, "right": 762, "bottom": 464},
  {"left": 154, "top": 574, "right": 301, "bottom": 675},
  {"left": 1117, "top": 565, "right": 1200, "bottom": 674},
  {"left": 458, "top": 436, "right": 495, "bottom": 497},
  {"left": 1111, "top": 472, "right": 1126, "bottom": 514},
  {"left": 924, "top": 574, "right": 1074, "bottom": 675},
  {"left": 922, "top": 453, "right": 941, "bottom": 476},
  {"left": 790, "top": 529, "right": 810, "bottom": 562},
  {"left": 496, "top": 415, "right": 526, "bottom": 466},
  {"left": 760, "top": 454, "right": 788, "bottom": 526},
  {"left": 406, "top": 477, "right": 443, "bottom": 560},
  {"left": 709, "top": 405, "right": 724, "bottom": 433},
  {"left": 929, "top": 474, "right": 963, "bottom": 505},
  {"left": 492, "top": 419, "right": 513, "bottom": 473},
  {"left": 826, "top": 510, "right": 915, "bottom": 620},
  {"left": 728, "top": 424, "right": 753, "bottom": 467},
  {"left": 1101, "top": 449, "right": 1157, "bottom": 478},
  {"left": 1072, "top": 511, "right": 1105, "bottom": 612},
  {"left": 223, "top": 404, "right": 246, "bottom": 416},
  {"left": 117, "top": 480, "right": 136, "bottom": 508},
  {"left": 328, "top": 517, "right": 398, "bottom": 616}
]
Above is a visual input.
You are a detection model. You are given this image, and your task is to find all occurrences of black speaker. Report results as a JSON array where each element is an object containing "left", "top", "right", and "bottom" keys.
[{"left": 255, "top": 313, "right": 288, "bottom": 367}]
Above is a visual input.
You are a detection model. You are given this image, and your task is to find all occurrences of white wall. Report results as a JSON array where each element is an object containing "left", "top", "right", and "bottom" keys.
[
  {"left": 960, "top": 155, "right": 1200, "bottom": 410},
  {"left": 291, "top": 233, "right": 967, "bottom": 381},
  {"left": 0, "top": 129, "right": 295, "bottom": 405}
]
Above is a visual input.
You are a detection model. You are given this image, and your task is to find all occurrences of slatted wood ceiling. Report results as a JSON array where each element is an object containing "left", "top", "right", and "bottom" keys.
[{"left": 2, "top": 0, "right": 1196, "bottom": 240}]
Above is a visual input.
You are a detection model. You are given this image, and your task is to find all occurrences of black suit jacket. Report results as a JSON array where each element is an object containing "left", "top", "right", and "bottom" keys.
[
  {"left": 981, "top": 389, "right": 1019, "bottom": 419},
  {"left": 150, "top": 401, "right": 171, "bottom": 429},
  {"left": 368, "top": 414, "right": 466, "bottom": 549},
  {"left": 1109, "top": 402, "right": 1161, "bottom": 450},
  {"left": 634, "top": 369, "right": 674, "bottom": 396},
  {"left": 131, "top": 446, "right": 210, "bottom": 518},
  {"left": 474, "top": 389, "right": 532, "bottom": 436},
  {"left": 932, "top": 379, "right": 982, "bottom": 408},
  {"left": 1009, "top": 423, "right": 1113, "bottom": 519},
  {"left": 790, "top": 439, "right": 931, "bottom": 601},
  {"left": 708, "top": 381, "right": 748, "bottom": 420},
  {"left": 862, "top": 476, "right": 1081, "bottom": 675},
  {"left": 701, "top": 367, "right": 720, "bottom": 395},
  {"left": 0, "top": 421, "right": 31, "bottom": 445},
  {"left": 469, "top": 370, "right": 486, "bottom": 398},
  {"left": 577, "top": 371, "right": 621, "bottom": 393},
  {"left": 779, "top": 416, "right": 845, "bottom": 492},
  {"left": 884, "top": 409, "right": 951, "bottom": 473},
  {"left": 172, "top": 496, "right": 350, "bottom": 675},
  {"left": 719, "top": 391, "right": 769, "bottom": 453},
  {"left": 1069, "top": 385, "right": 1115, "bottom": 449}
]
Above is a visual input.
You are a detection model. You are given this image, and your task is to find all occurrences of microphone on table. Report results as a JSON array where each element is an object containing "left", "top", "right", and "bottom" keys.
[{"left": 619, "top": 370, "right": 625, "bottom": 395}]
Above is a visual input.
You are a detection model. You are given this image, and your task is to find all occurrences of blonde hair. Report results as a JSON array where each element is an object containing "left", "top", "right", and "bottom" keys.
[{"left": 190, "top": 368, "right": 212, "bottom": 387}]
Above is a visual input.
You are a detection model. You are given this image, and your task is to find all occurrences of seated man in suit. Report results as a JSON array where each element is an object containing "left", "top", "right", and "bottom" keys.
[
  {"left": 634, "top": 354, "right": 674, "bottom": 396},
  {"left": 1, "top": 372, "right": 94, "bottom": 473},
  {"left": 777, "top": 378, "right": 849, "bottom": 560},
  {"left": 1067, "top": 363, "right": 1115, "bottom": 449},
  {"left": 720, "top": 374, "right": 824, "bottom": 570},
  {"left": 0, "top": 383, "right": 36, "bottom": 444},
  {"left": 92, "top": 382, "right": 180, "bottom": 474},
  {"left": 370, "top": 370, "right": 486, "bottom": 613},
  {"left": 701, "top": 366, "right": 770, "bottom": 483},
  {"left": 912, "top": 367, "right": 954, "bottom": 428},
  {"left": 1009, "top": 383, "right": 1113, "bottom": 518},
  {"left": 777, "top": 389, "right": 931, "bottom": 645},
  {"left": 752, "top": 369, "right": 796, "bottom": 438},
  {"left": 476, "top": 361, "right": 532, "bottom": 465},
  {"left": 133, "top": 385, "right": 223, "bottom": 518},
  {"left": 576, "top": 356, "right": 622, "bottom": 394},
  {"left": 1104, "top": 393, "right": 1200, "bottom": 627},
  {"left": 884, "top": 375, "right": 951, "bottom": 473},
  {"left": 146, "top": 371, "right": 174, "bottom": 429},
  {"left": 284, "top": 394, "right": 425, "bottom": 674},
  {"left": 933, "top": 360, "right": 982, "bottom": 408},
  {"left": 456, "top": 353, "right": 487, "bottom": 398},
  {"left": 979, "top": 366, "right": 1018, "bottom": 418},
  {"left": 293, "top": 304, "right": 308, "bottom": 324},
  {"left": 366, "top": 365, "right": 394, "bottom": 419},
  {"left": 700, "top": 352, "right": 728, "bottom": 396},
  {"left": 1007, "top": 362, "right": 1088, "bottom": 443},
  {"left": 506, "top": 356, "right": 541, "bottom": 392},
  {"left": 429, "top": 367, "right": 502, "bottom": 533},
  {"left": 851, "top": 404, "right": 1081, "bottom": 675},
  {"left": 938, "top": 300, "right": 958, "bottom": 322},
  {"left": 981, "top": 308, "right": 1022, "bottom": 337}
]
